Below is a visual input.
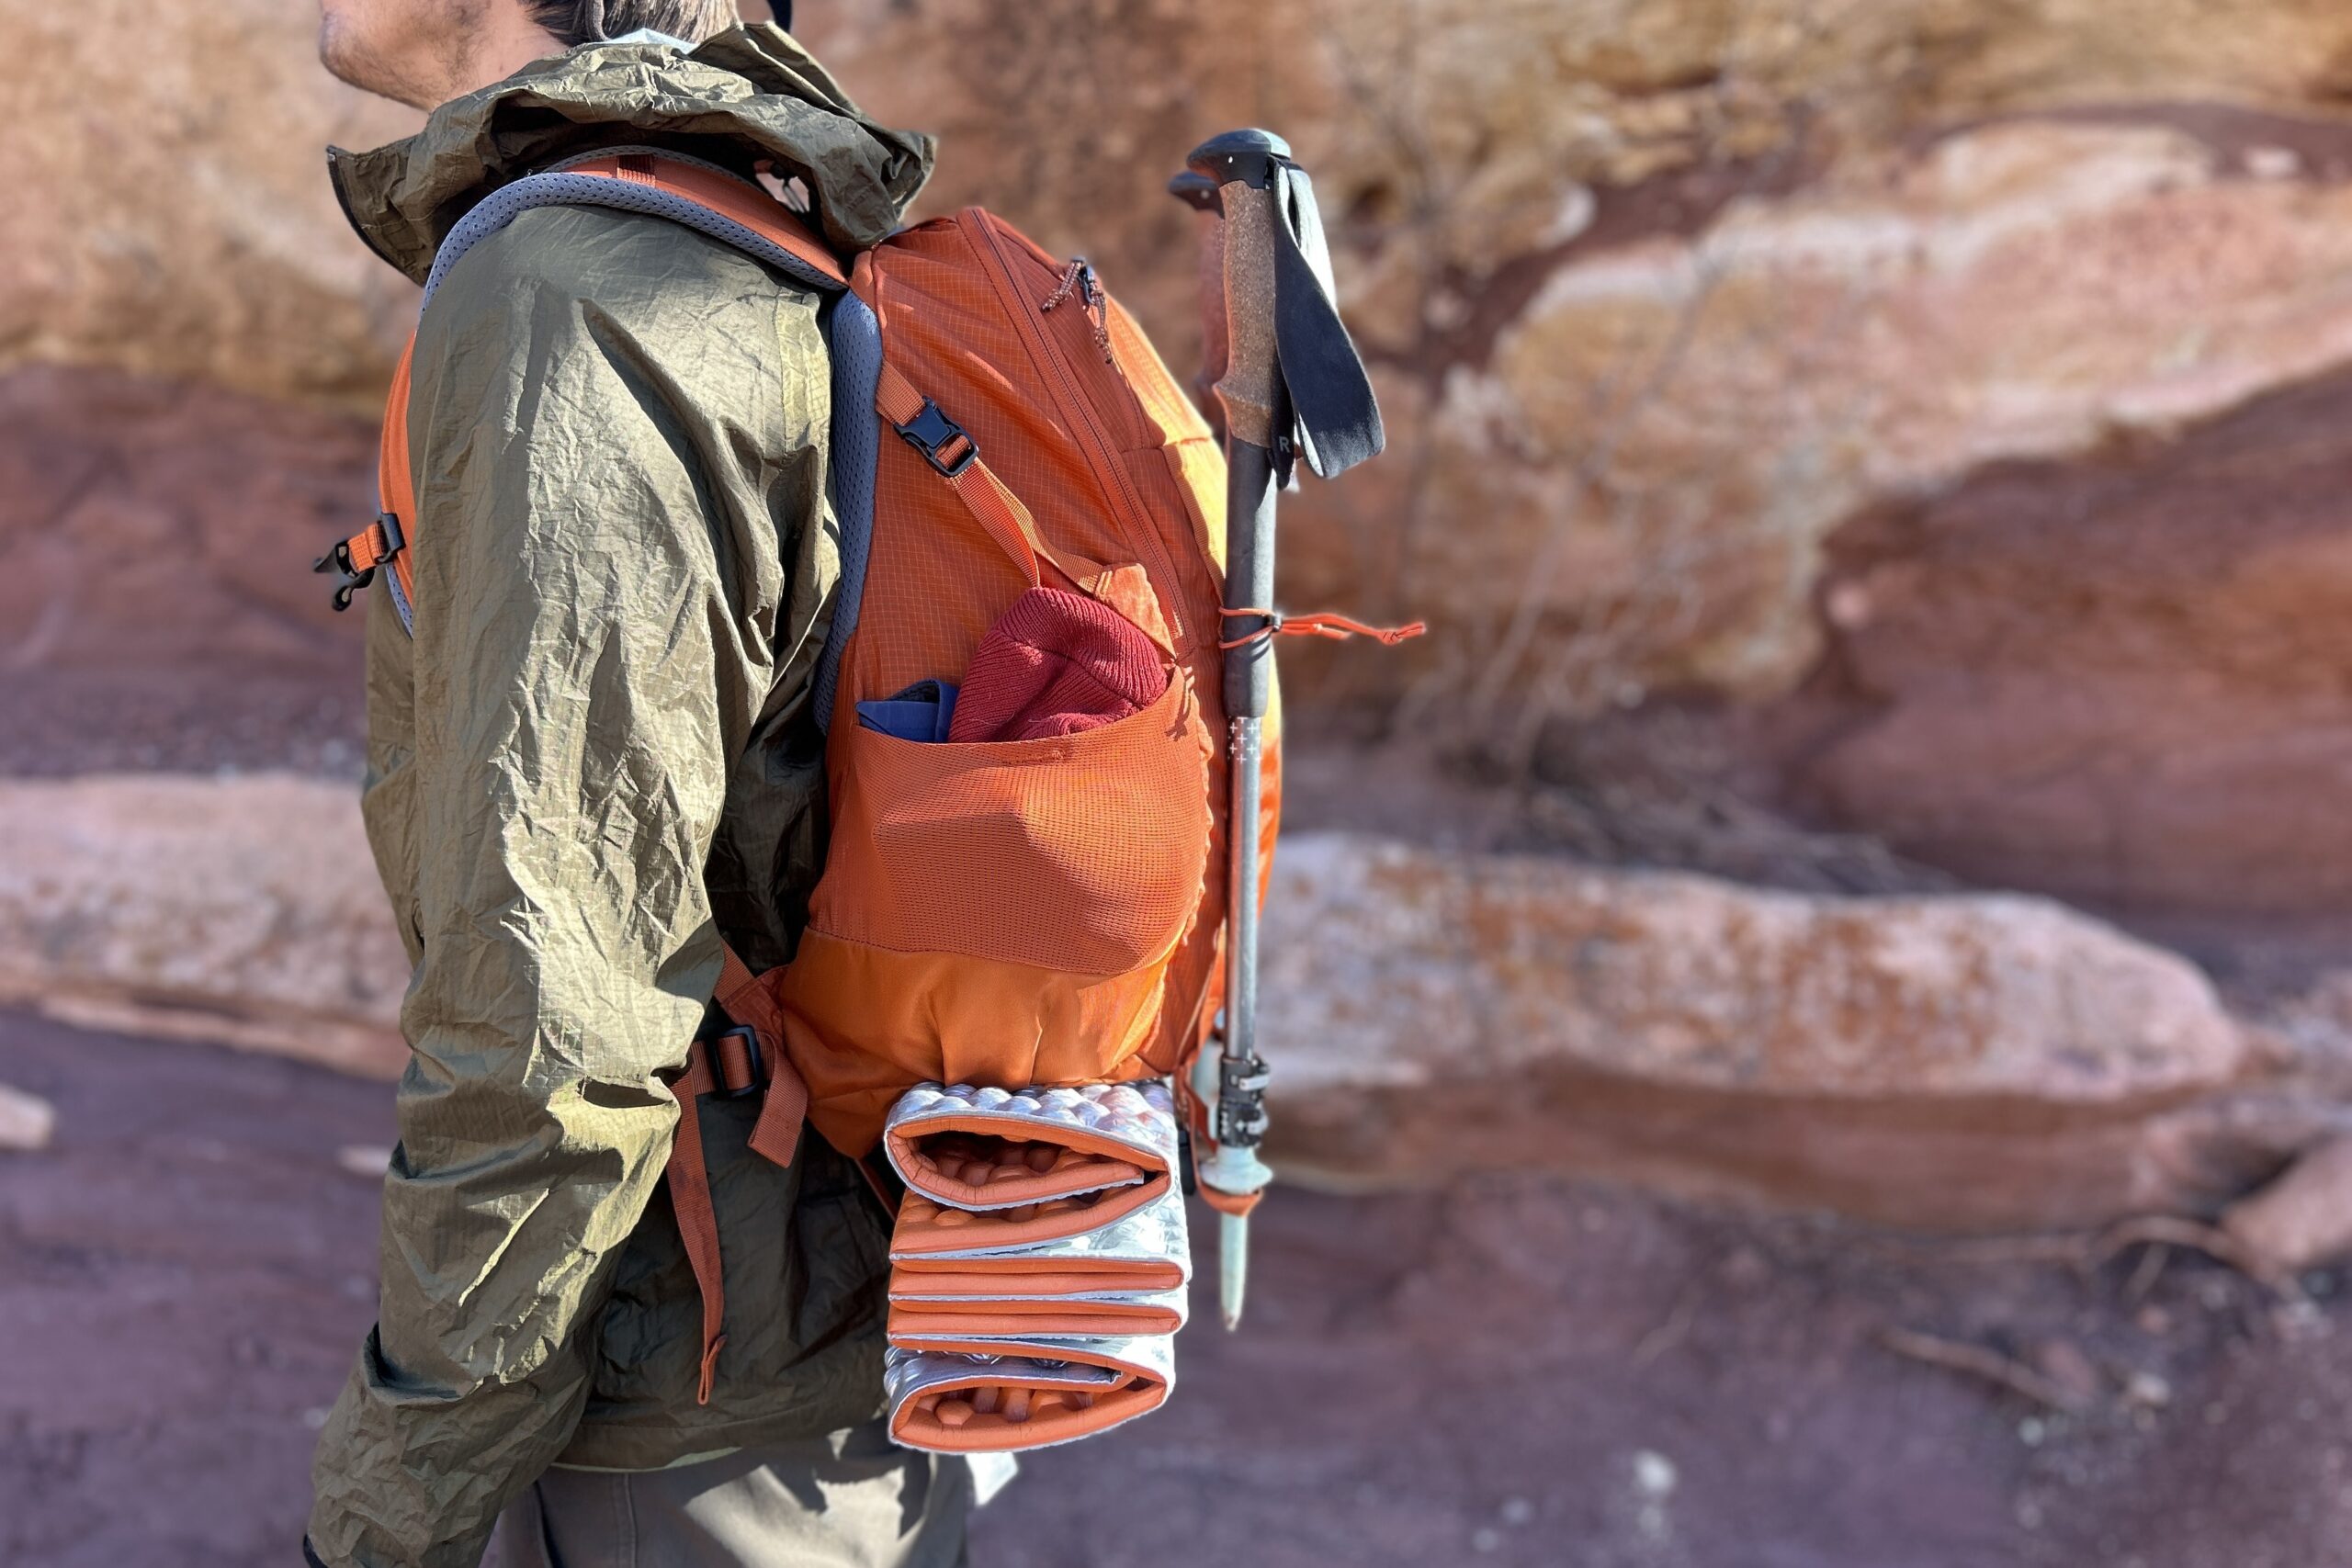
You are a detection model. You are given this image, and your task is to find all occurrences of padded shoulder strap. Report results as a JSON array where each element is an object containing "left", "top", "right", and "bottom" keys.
[
  {"left": 368, "top": 153, "right": 854, "bottom": 635},
  {"left": 423, "top": 151, "right": 848, "bottom": 309},
  {"left": 376, "top": 336, "right": 418, "bottom": 625}
]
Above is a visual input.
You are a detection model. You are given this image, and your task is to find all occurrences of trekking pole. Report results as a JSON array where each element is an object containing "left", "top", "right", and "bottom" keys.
[{"left": 1175, "top": 130, "right": 1385, "bottom": 1329}]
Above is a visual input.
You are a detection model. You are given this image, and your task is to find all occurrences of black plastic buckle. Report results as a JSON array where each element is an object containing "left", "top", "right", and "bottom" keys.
[
  {"left": 311, "top": 539, "right": 373, "bottom": 612},
  {"left": 894, "top": 399, "right": 978, "bottom": 478},
  {"left": 708, "top": 1024, "right": 765, "bottom": 1100},
  {"left": 311, "top": 513, "right": 404, "bottom": 614}
]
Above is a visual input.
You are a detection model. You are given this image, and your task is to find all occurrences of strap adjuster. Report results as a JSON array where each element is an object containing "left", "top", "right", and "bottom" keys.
[
  {"left": 894, "top": 399, "right": 978, "bottom": 479},
  {"left": 312, "top": 512, "right": 407, "bottom": 613},
  {"left": 706, "top": 1024, "right": 766, "bottom": 1100}
]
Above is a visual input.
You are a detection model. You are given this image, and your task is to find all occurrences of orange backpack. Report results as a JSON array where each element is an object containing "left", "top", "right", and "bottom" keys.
[{"left": 318, "top": 149, "right": 1272, "bottom": 1400}]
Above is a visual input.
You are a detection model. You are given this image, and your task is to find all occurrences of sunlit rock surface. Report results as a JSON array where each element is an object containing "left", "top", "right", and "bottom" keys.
[
  {"left": 0, "top": 775, "right": 2313, "bottom": 1229},
  {"left": 0, "top": 774, "right": 407, "bottom": 1076},
  {"left": 14, "top": 2, "right": 2352, "bottom": 914},
  {"left": 1, "top": 0, "right": 419, "bottom": 404},
  {"left": 1259, "top": 834, "right": 2310, "bottom": 1231}
]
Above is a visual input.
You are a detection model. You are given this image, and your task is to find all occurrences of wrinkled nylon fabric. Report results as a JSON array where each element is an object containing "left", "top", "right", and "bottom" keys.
[
  {"left": 328, "top": 26, "right": 933, "bottom": 281},
  {"left": 311, "top": 27, "right": 933, "bottom": 1568}
]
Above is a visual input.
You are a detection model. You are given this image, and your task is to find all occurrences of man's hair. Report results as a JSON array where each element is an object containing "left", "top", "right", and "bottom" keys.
[{"left": 528, "top": 0, "right": 742, "bottom": 46}]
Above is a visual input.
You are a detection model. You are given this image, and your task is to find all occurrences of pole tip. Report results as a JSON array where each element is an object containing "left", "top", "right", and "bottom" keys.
[{"left": 1217, "top": 1211, "right": 1250, "bottom": 1330}]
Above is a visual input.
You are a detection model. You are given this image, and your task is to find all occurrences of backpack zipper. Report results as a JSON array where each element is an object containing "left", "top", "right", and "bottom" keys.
[
  {"left": 1040, "top": 258, "right": 1115, "bottom": 364},
  {"left": 961, "top": 210, "right": 1191, "bottom": 652}
]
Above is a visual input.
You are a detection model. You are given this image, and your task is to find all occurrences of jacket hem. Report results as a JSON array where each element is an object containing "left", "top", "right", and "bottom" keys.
[{"left": 553, "top": 1397, "right": 891, "bottom": 1472}]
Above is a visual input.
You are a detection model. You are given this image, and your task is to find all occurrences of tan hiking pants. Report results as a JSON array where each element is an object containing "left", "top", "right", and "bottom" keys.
[{"left": 494, "top": 1423, "right": 973, "bottom": 1568}]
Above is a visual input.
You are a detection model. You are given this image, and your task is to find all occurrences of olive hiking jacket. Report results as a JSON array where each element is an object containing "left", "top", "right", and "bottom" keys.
[{"left": 305, "top": 27, "right": 933, "bottom": 1568}]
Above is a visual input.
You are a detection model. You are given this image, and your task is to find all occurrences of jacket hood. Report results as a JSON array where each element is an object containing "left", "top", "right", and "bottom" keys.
[{"left": 329, "top": 24, "right": 934, "bottom": 283}]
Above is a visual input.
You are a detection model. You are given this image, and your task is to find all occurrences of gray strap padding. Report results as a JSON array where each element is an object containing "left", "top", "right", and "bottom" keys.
[
  {"left": 815, "top": 287, "right": 881, "bottom": 732},
  {"left": 422, "top": 167, "right": 847, "bottom": 308},
  {"left": 385, "top": 558, "right": 413, "bottom": 634}
]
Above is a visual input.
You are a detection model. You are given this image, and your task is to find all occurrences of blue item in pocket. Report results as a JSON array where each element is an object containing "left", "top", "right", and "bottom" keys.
[{"left": 855, "top": 680, "right": 959, "bottom": 742}]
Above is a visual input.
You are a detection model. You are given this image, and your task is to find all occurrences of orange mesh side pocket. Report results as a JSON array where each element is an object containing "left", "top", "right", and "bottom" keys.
[
  {"left": 777, "top": 673, "right": 1212, "bottom": 1154},
  {"left": 821, "top": 672, "right": 1205, "bottom": 968}
]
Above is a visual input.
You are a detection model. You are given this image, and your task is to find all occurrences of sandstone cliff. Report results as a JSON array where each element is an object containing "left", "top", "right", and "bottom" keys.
[{"left": 7, "top": 0, "right": 2352, "bottom": 1229}]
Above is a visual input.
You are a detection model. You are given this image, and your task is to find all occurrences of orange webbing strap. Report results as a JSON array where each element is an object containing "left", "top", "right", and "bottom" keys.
[
  {"left": 665, "top": 942, "right": 808, "bottom": 1404},
  {"left": 719, "top": 945, "right": 810, "bottom": 1169},
  {"left": 572, "top": 152, "right": 847, "bottom": 288},
  {"left": 1196, "top": 1183, "right": 1265, "bottom": 1219},
  {"left": 664, "top": 1041, "right": 731, "bottom": 1404},
  {"left": 378, "top": 336, "right": 417, "bottom": 608},
  {"left": 717, "top": 942, "right": 785, "bottom": 1040},
  {"left": 337, "top": 515, "right": 401, "bottom": 574},
  {"left": 856, "top": 1152, "right": 905, "bottom": 1220},
  {"left": 873, "top": 363, "right": 1117, "bottom": 593},
  {"left": 874, "top": 362, "right": 1039, "bottom": 583},
  {"left": 1217, "top": 606, "right": 1427, "bottom": 651}
]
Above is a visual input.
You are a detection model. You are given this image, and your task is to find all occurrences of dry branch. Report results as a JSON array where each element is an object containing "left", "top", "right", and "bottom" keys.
[
  {"left": 2089, "top": 1216, "right": 2297, "bottom": 1297},
  {"left": 1875, "top": 1326, "right": 2094, "bottom": 1414}
]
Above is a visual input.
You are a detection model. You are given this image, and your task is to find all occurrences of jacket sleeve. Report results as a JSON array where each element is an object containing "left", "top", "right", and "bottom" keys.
[{"left": 307, "top": 205, "right": 830, "bottom": 1568}]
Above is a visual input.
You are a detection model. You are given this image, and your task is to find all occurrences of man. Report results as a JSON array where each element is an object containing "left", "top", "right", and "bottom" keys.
[{"left": 301, "top": 4, "right": 962, "bottom": 1565}]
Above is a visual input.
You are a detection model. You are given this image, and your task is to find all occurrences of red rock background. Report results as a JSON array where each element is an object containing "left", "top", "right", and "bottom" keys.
[
  {"left": 19, "top": 0, "right": 2352, "bottom": 935},
  {"left": 9, "top": 2, "right": 2352, "bottom": 1563}
]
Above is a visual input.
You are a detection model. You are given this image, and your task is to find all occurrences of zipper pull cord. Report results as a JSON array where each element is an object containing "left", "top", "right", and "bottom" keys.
[
  {"left": 1042, "top": 259, "right": 1115, "bottom": 364},
  {"left": 1040, "top": 258, "right": 1087, "bottom": 312}
]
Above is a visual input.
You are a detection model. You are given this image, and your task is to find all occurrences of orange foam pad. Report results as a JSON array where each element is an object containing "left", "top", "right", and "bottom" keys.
[
  {"left": 890, "top": 1258, "right": 1188, "bottom": 1295},
  {"left": 888, "top": 1349, "right": 1167, "bottom": 1453},
  {"left": 887, "top": 1299, "right": 1184, "bottom": 1339},
  {"left": 885, "top": 1123, "right": 1162, "bottom": 1210},
  {"left": 888, "top": 1179, "right": 1170, "bottom": 1256}
]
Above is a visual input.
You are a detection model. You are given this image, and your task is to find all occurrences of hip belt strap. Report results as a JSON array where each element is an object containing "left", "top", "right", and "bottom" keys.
[{"left": 665, "top": 942, "right": 807, "bottom": 1404}]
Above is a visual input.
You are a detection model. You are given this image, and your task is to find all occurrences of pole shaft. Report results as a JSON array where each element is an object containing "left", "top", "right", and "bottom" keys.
[
  {"left": 1221, "top": 435, "right": 1278, "bottom": 1087},
  {"left": 1223, "top": 437, "right": 1279, "bottom": 717}
]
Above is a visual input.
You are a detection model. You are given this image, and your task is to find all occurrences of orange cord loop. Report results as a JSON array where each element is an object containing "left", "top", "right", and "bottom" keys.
[{"left": 1217, "top": 606, "right": 1427, "bottom": 651}]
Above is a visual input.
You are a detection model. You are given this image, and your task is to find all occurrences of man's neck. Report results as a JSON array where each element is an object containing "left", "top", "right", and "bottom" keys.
[{"left": 450, "top": 11, "right": 567, "bottom": 102}]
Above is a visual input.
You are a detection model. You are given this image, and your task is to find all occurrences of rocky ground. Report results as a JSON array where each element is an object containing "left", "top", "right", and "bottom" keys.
[{"left": 5, "top": 1011, "right": 2346, "bottom": 1568}]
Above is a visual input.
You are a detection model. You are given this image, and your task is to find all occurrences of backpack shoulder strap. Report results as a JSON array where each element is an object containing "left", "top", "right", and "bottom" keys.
[
  {"left": 376, "top": 338, "right": 419, "bottom": 621},
  {"left": 424, "top": 150, "right": 848, "bottom": 307},
  {"left": 312, "top": 333, "right": 422, "bottom": 621},
  {"left": 319, "top": 152, "right": 850, "bottom": 632}
]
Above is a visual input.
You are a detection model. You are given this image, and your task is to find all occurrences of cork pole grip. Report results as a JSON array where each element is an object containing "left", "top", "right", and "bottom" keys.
[{"left": 1210, "top": 179, "right": 1283, "bottom": 452}]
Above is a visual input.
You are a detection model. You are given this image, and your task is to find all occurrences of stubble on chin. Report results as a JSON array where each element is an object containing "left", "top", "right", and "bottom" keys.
[{"left": 317, "top": 0, "right": 485, "bottom": 110}]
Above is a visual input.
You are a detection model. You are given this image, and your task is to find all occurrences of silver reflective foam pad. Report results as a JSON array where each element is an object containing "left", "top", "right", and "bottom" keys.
[
  {"left": 889, "top": 1181, "right": 1193, "bottom": 1280},
  {"left": 884, "top": 1080, "right": 1179, "bottom": 1209}
]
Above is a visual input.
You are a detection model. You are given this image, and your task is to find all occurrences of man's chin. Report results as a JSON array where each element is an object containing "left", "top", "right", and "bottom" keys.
[{"left": 318, "top": 16, "right": 436, "bottom": 109}]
